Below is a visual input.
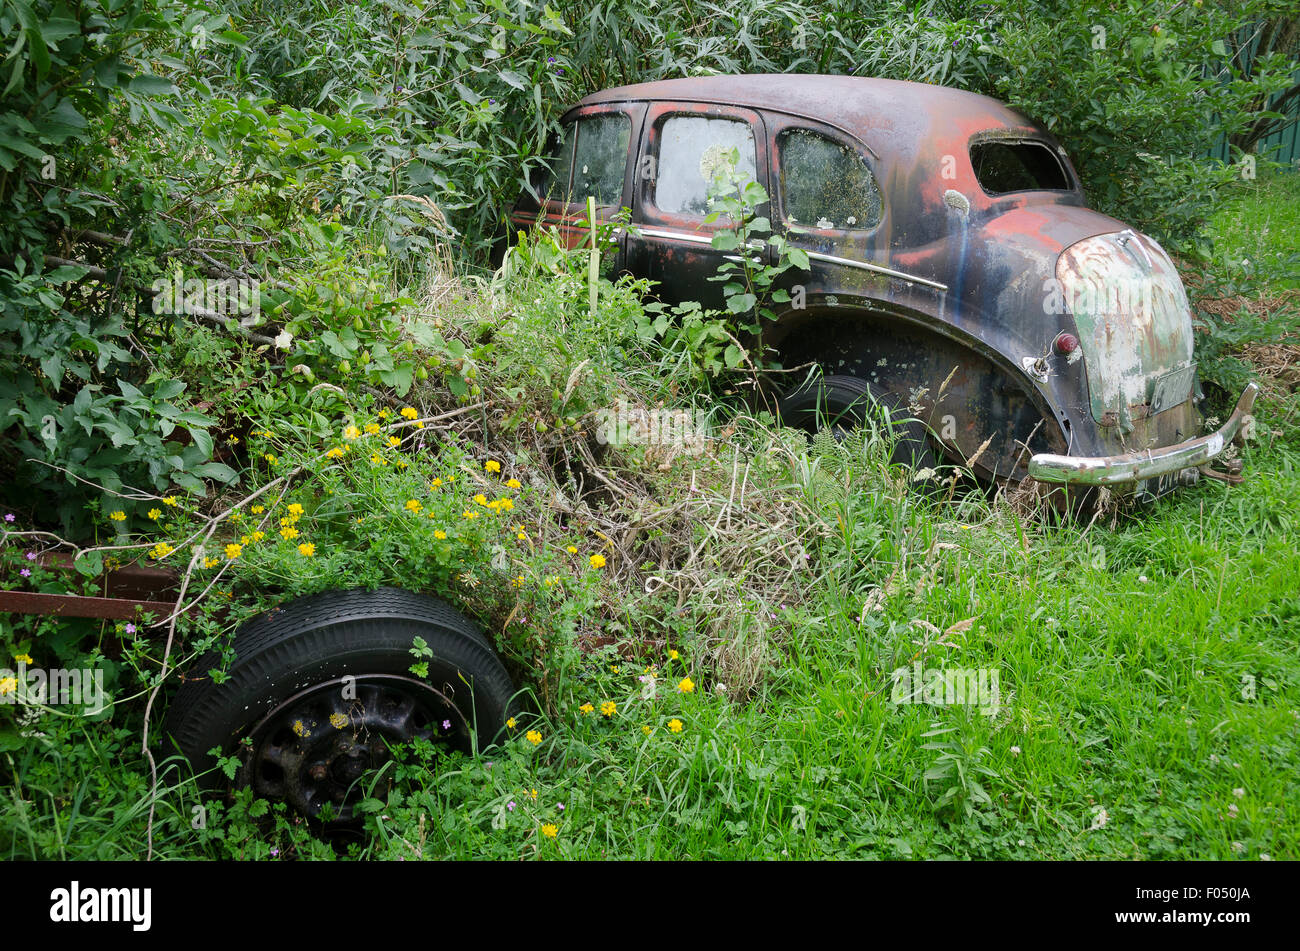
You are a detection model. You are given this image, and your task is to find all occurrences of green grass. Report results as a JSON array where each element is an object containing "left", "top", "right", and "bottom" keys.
[
  {"left": 5, "top": 425, "right": 1297, "bottom": 861},
  {"left": 1209, "top": 171, "right": 1300, "bottom": 293},
  {"left": 4, "top": 163, "right": 1299, "bottom": 865}
]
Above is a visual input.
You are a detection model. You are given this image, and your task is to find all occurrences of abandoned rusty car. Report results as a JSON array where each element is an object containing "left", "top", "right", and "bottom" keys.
[{"left": 507, "top": 74, "right": 1257, "bottom": 500}]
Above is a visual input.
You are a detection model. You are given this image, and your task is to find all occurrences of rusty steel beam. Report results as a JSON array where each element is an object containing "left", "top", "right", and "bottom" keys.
[{"left": 0, "top": 589, "right": 178, "bottom": 621}]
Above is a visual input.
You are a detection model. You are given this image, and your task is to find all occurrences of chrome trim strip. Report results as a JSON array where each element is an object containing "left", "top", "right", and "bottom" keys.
[
  {"left": 636, "top": 227, "right": 714, "bottom": 246},
  {"left": 804, "top": 250, "right": 948, "bottom": 292}
]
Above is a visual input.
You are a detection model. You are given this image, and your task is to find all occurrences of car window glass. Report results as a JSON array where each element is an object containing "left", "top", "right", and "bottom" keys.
[
  {"left": 572, "top": 114, "right": 631, "bottom": 206},
  {"left": 655, "top": 115, "right": 757, "bottom": 216},
  {"left": 778, "top": 129, "right": 881, "bottom": 230},
  {"left": 534, "top": 124, "right": 575, "bottom": 204},
  {"left": 970, "top": 141, "right": 1070, "bottom": 194}
]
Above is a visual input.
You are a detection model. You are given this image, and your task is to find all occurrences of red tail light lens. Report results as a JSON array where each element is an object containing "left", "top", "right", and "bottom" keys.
[{"left": 1054, "top": 332, "right": 1080, "bottom": 355}]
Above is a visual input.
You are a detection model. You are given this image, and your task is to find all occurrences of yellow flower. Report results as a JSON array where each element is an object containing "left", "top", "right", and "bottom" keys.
[
  {"left": 280, "top": 526, "right": 299, "bottom": 540},
  {"left": 505, "top": 478, "right": 521, "bottom": 489},
  {"left": 150, "top": 542, "right": 174, "bottom": 560},
  {"left": 434, "top": 530, "right": 447, "bottom": 540},
  {"left": 250, "top": 531, "right": 265, "bottom": 542},
  {"left": 109, "top": 510, "right": 126, "bottom": 521},
  {"left": 525, "top": 729, "right": 542, "bottom": 745},
  {"left": 642, "top": 725, "right": 652, "bottom": 735},
  {"left": 669, "top": 649, "right": 680, "bottom": 661},
  {"left": 668, "top": 718, "right": 683, "bottom": 733},
  {"left": 162, "top": 496, "right": 179, "bottom": 507},
  {"left": 600, "top": 701, "right": 616, "bottom": 717},
  {"left": 405, "top": 499, "right": 422, "bottom": 513},
  {"left": 497, "top": 497, "right": 514, "bottom": 512},
  {"left": 224, "top": 543, "right": 242, "bottom": 560},
  {"left": 611, "top": 666, "right": 620, "bottom": 673},
  {"left": 541, "top": 823, "right": 558, "bottom": 839},
  {"left": 431, "top": 478, "right": 443, "bottom": 488},
  {"left": 329, "top": 713, "right": 348, "bottom": 729},
  {"left": 462, "top": 510, "right": 478, "bottom": 520},
  {"left": 566, "top": 545, "right": 578, "bottom": 554},
  {"left": 387, "top": 436, "right": 401, "bottom": 447},
  {"left": 287, "top": 503, "right": 304, "bottom": 516},
  {"left": 516, "top": 531, "right": 527, "bottom": 541},
  {"left": 13, "top": 653, "right": 33, "bottom": 665},
  {"left": 264, "top": 453, "right": 278, "bottom": 465},
  {"left": 251, "top": 505, "right": 265, "bottom": 514},
  {"left": 326, "top": 446, "right": 344, "bottom": 459},
  {"left": 370, "top": 454, "right": 387, "bottom": 466},
  {"left": 297, "top": 542, "right": 316, "bottom": 557},
  {"left": 474, "top": 493, "right": 488, "bottom": 507},
  {"left": 395, "top": 459, "right": 408, "bottom": 469},
  {"left": 589, "top": 554, "right": 606, "bottom": 569},
  {"left": 400, "top": 407, "right": 418, "bottom": 419},
  {"left": 0, "top": 677, "right": 16, "bottom": 696},
  {"left": 147, "top": 507, "right": 161, "bottom": 520},
  {"left": 364, "top": 423, "right": 380, "bottom": 435},
  {"left": 204, "top": 557, "right": 220, "bottom": 568},
  {"left": 485, "top": 460, "right": 501, "bottom": 473},
  {"left": 506, "top": 717, "right": 516, "bottom": 728},
  {"left": 677, "top": 676, "right": 695, "bottom": 694},
  {"left": 343, "top": 425, "right": 361, "bottom": 440},
  {"left": 579, "top": 703, "right": 594, "bottom": 715},
  {"left": 230, "top": 511, "right": 243, "bottom": 522}
]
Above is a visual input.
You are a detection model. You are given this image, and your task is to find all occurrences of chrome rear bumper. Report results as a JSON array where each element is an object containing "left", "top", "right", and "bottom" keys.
[{"left": 1028, "top": 383, "right": 1258, "bottom": 486}]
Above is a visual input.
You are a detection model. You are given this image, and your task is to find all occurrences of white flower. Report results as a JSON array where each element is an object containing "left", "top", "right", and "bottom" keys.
[
  {"left": 1232, "top": 787, "right": 1245, "bottom": 798},
  {"left": 1010, "top": 745, "right": 1021, "bottom": 756},
  {"left": 274, "top": 329, "right": 294, "bottom": 350},
  {"left": 1089, "top": 807, "right": 1109, "bottom": 830}
]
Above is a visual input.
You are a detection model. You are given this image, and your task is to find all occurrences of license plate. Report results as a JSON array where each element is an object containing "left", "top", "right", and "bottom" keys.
[
  {"left": 1148, "top": 363, "right": 1197, "bottom": 415},
  {"left": 1135, "top": 470, "right": 1178, "bottom": 502}
]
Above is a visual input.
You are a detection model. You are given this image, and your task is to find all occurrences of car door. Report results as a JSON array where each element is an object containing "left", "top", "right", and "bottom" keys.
[
  {"left": 509, "top": 103, "right": 645, "bottom": 267},
  {"left": 626, "top": 103, "right": 771, "bottom": 311},
  {"left": 766, "top": 118, "right": 888, "bottom": 311}
]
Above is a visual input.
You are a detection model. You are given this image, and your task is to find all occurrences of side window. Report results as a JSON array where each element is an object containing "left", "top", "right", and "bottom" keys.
[
  {"left": 535, "top": 113, "right": 630, "bottom": 206},
  {"left": 572, "top": 114, "right": 631, "bottom": 206},
  {"left": 533, "top": 125, "right": 574, "bottom": 204},
  {"left": 778, "top": 129, "right": 881, "bottom": 230},
  {"left": 970, "top": 140, "right": 1070, "bottom": 194},
  {"left": 655, "top": 115, "right": 758, "bottom": 216}
]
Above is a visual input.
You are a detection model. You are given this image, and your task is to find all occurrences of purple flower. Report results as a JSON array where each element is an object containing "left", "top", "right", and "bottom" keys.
[
  {"left": 270, "top": 848, "right": 279, "bottom": 857},
  {"left": 3, "top": 513, "right": 13, "bottom": 522},
  {"left": 547, "top": 57, "right": 555, "bottom": 64},
  {"left": 556, "top": 68, "right": 564, "bottom": 75},
  {"left": 507, "top": 801, "right": 516, "bottom": 811},
  {"left": 125, "top": 623, "right": 137, "bottom": 634},
  {"left": 442, "top": 719, "right": 451, "bottom": 730},
  {"left": 557, "top": 803, "right": 565, "bottom": 812},
  {"left": 25, "top": 552, "right": 36, "bottom": 561},
  {"left": 20, "top": 568, "right": 31, "bottom": 577}
]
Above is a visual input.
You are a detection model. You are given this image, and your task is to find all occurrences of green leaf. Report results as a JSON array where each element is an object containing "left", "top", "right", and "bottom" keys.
[{"left": 128, "top": 75, "right": 178, "bottom": 96}]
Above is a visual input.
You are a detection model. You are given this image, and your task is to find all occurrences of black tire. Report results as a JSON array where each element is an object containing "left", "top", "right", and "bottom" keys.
[
  {"left": 164, "top": 587, "right": 518, "bottom": 821},
  {"left": 776, "top": 373, "right": 937, "bottom": 470}
]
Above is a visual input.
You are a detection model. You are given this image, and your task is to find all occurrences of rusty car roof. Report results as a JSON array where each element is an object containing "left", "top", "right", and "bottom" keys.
[{"left": 573, "top": 74, "right": 1043, "bottom": 157}]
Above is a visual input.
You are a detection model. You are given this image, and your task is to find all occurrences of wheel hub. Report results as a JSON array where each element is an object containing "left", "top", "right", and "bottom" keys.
[{"left": 242, "top": 674, "right": 465, "bottom": 821}]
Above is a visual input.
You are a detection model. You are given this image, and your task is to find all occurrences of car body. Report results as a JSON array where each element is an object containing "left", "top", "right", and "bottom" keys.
[{"left": 507, "top": 74, "right": 1256, "bottom": 498}]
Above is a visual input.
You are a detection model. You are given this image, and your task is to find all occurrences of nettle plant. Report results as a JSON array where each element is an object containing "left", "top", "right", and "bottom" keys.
[{"left": 635, "top": 152, "right": 810, "bottom": 385}]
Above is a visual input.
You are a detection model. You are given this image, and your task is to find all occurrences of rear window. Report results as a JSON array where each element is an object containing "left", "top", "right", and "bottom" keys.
[{"left": 970, "top": 140, "right": 1071, "bottom": 194}]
